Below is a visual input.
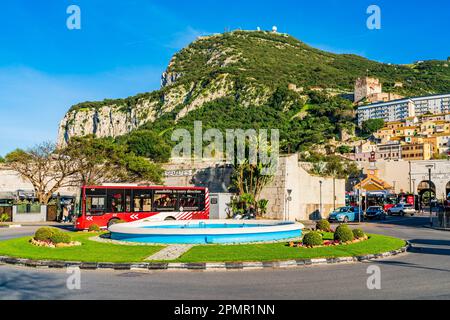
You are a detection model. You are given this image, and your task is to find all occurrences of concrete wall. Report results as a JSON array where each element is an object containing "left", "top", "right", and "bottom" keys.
[
  {"left": 12, "top": 205, "right": 47, "bottom": 223},
  {"left": 260, "top": 154, "right": 345, "bottom": 221}
]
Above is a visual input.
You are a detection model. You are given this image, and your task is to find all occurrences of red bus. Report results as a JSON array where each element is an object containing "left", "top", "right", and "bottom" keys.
[{"left": 74, "top": 185, "right": 210, "bottom": 230}]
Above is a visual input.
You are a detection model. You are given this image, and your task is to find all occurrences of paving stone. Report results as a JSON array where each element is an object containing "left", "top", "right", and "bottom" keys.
[{"left": 145, "top": 244, "right": 194, "bottom": 261}]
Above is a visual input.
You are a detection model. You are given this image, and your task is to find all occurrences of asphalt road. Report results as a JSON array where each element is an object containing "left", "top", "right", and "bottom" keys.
[{"left": 1, "top": 217, "right": 450, "bottom": 300}]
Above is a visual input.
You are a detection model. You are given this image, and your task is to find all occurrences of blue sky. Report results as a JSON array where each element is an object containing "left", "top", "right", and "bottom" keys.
[{"left": 0, "top": 0, "right": 449, "bottom": 156}]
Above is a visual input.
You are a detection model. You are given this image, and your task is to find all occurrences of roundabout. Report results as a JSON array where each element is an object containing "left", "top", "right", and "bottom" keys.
[
  {"left": 0, "top": 221, "right": 406, "bottom": 267},
  {"left": 1, "top": 216, "right": 450, "bottom": 299}
]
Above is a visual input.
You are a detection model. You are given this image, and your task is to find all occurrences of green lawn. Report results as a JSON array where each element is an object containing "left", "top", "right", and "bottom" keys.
[
  {"left": 175, "top": 234, "right": 406, "bottom": 263},
  {"left": 0, "top": 232, "right": 164, "bottom": 263},
  {"left": 0, "top": 232, "right": 406, "bottom": 264}
]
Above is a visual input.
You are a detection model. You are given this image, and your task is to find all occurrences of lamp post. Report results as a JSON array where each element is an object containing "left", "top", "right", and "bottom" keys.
[
  {"left": 319, "top": 181, "right": 323, "bottom": 218},
  {"left": 286, "top": 189, "right": 292, "bottom": 221},
  {"left": 426, "top": 164, "right": 434, "bottom": 227},
  {"left": 333, "top": 176, "right": 336, "bottom": 211}
]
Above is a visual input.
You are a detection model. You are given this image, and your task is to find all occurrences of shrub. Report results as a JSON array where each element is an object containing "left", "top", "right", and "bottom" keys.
[
  {"left": 352, "top": 228, "right": 365, "bottom": 239},
  {"left": 88, "top": 224, "right": 101, "bottom": 232},
  {"left": 49, "top": 231, "right": 72, "bottom": 244},
  {"left": 34, "top": 227, "right": 56, "bottom": 242},
  {"left": 316, "top": 219, "right": 331, "bottom": 232},
  {"left": 302, "top": 231, "right": 323, "bottom": 247},
  {"left": 334, "top": 224, "right": 354, "bottom": 243},
  {"left": 0, "top": 213, "right": 10, "bottom": 223}
]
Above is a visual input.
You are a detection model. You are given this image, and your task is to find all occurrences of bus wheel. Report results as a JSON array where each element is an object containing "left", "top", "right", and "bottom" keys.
[
  {"left": 107, "top": 219, "right": 120, "bottom": 228},
  {"left": 164, "top": 217, "right": 176, "bottom": 221}
]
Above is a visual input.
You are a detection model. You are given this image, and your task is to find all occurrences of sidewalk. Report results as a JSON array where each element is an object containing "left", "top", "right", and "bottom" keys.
[{"left": 1, "top": 221, "right": 68, "bottom": 228}]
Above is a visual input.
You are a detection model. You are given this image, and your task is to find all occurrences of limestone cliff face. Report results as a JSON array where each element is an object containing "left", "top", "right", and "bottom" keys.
[
  {"left": 57, "top": 100, "right": 159, "bottom": 146},
  {"left": 57, "top": 75, "right": 240, "bottom": 146}
]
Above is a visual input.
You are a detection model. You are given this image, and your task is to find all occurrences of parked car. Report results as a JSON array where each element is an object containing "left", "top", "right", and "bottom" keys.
[
  {"left": 328, "top": 206, "right": 363, "bottom": 223},
  {"left": 387, "top": 203, "right": 416, "bottom": 216},
  {"left": 365, "top": 206, "right": 386, "bottom": 220}
]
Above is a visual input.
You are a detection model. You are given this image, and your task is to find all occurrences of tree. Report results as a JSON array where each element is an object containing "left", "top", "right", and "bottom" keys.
[
  {"left": 5, "top": 142, "right": 80, "bottom": 204},
  {"left": 5, "top": 139, "right": 164, "bottom": 204},
  {"left": 231, "top": 138, "right": 277, "bottom": 215},
  {"left": 336, "top": 145, "right": 353, "bottom": 154},
  {"left": 0, "top": 156, "right": 4, "bottom": 163},
  {"left": 324, "top": 156, "right": 360, "bottom": 180},
  {"left": 120, "top": 130, "right": 171, "bottom": 163},
  {"left": 64, "top": 136, "right": 163, "bottom": 186},
  {"left": 361, "top": 119, "right": 385, "bottom": 135}
]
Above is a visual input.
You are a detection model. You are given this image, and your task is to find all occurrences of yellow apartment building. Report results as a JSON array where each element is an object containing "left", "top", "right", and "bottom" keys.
[{"left": 401, "top": 143, "right": 433, "bottom": 160}]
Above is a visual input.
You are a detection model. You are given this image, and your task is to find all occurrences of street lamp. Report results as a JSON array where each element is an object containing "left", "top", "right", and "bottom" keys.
[
  {"left": 286, "top": 189, "right": 292, "bottom": 221},
  {"left": 426, "top": 164, "right": 434, "bottom": 227},
  {"left": 332, "top": 175, "right": 336, "bottom": 211}
]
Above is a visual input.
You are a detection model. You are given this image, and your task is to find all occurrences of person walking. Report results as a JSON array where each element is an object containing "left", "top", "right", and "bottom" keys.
[{"left": 62, "top": 205, "right": 69, "bottom": 223}]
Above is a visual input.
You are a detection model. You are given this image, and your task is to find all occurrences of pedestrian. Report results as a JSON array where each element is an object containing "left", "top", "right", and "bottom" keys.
[
  {"left": 67, "top": 203, "right": 73, "bottom": 223},
  {"left": 62, "top": 205, "right": 69, "bottom": 223}
]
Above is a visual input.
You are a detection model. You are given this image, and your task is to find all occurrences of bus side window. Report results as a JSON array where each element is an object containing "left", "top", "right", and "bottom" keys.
[
  {"left": 153, "top": 191, "right": 176, "bottom": 211},
  {"left": 107, "top": 189, "right": 124, "bottom": 213},
  {"left": 86, "top": 196, "right": 106, "bottom": 216},
  {"left": 133, "top": 190, "right": 153, "bottom": 212}
]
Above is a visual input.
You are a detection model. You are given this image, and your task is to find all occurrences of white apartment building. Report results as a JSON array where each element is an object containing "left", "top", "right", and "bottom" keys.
[{"left": 357, "top": 93, "right": 450, "bottom": 126}]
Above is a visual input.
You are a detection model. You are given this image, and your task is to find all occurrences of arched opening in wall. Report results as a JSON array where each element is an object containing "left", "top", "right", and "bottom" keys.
[{"left": 417, "top": 180, "right": 436, "bottom": 206}]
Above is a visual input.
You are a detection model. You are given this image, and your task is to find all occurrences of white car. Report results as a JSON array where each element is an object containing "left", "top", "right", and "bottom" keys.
[{"left": 387, "top": 203, "right": 416, "bottom": 216}]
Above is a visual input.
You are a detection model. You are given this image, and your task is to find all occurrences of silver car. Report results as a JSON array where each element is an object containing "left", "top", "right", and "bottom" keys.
[{"left": 387, "top": 203, "right": 416, "bottom": 216}]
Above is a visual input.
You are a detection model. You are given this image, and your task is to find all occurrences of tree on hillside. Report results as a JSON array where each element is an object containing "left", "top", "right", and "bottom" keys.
[
  {"left": 0, "top": 156, "right": 4, "bottom": 163},
  {"left": 361, "top": 119, "right": 385, "bottom": 135},
  {"left": 119, "top": 130, "right": 171, "bottom": 163},
  {"left": 324, "top": 156, "right": 360, "bottom": 180}
]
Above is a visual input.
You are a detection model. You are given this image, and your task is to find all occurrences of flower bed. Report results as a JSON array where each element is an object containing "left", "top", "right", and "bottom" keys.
[
  {"left": 30, "top": 237, "right": 81, "bottom": 248},
  {"left": 30, "top": 227, "right": 81, "bottom": 248}
]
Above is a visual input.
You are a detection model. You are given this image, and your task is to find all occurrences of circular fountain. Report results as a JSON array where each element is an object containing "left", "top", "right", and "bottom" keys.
[{"left": 109, "top": 219, "right": 304, "bottom": 244}]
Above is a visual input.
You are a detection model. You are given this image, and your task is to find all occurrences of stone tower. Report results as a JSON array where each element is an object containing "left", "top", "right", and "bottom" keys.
[{"left": 354, "top": 77, "right": 382, "bottom": 103}]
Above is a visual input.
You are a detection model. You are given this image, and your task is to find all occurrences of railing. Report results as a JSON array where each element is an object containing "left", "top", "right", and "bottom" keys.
[
  {"left": 434, "top": 211, "right": 450, "bottom": 229},
  {"left": 16, "top": 203, "right": 42, "bottom": 214}
]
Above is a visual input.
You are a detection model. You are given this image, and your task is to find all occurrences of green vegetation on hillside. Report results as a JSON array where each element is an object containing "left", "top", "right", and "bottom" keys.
[
  {"left": 62, "top": 31, "right": 450, "bottom": 158},
  {"left": 68, "top": 31, "right": 450, "bottom": 114},
  {"left": 138, "top": 88, "right": 355, "bottom": 154}
]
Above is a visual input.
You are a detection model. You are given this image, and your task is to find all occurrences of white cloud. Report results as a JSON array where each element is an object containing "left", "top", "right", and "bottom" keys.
[{"left": 167, "top": 26, "right": 211, "bottom": 50}]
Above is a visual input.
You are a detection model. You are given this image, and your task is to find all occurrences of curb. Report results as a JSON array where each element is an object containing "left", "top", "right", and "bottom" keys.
[
  {"left": 0, "top": 242, "right": 411, "bottom": 272},
  {"left": 423, "top": 225, "right": 450, "bottom": 232},
  {"left": 0, "top": 224, "right": 22, "bottom": 229}
]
